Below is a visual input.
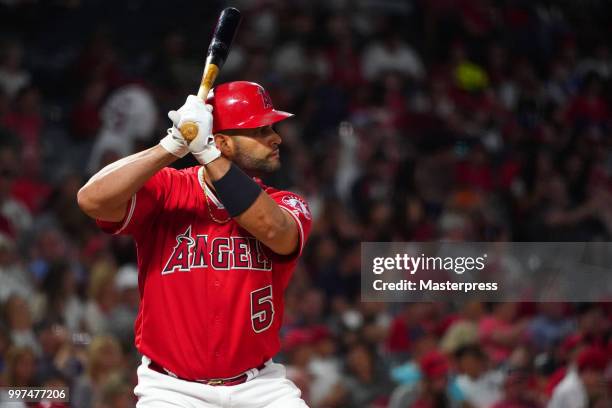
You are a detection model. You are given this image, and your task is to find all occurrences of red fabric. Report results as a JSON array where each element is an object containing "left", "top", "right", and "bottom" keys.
[
  {"left": 560, "top": 333, "right": 583, "bottom": 354},
  {"left": 411, "top": 221, "right": 435, "bottom": 241},
  {"left": 545, "top": 366, "right": 567, "bottom": 397},
  {"left": 325, "top": 47, "right": 364, "bottom": 88},
  {"left": 411, "top": 399, "right": 436, "bottom": 408},
  {"left": 11, "top": 177, "right": 52, "bottom": 213},
  {"left": 491, "top": 400, "right": 539, "bottom": 408},
  {"left": 310, "top": 324, "right": 331, "bottom": 342},
  {"left": 81, "top": 234, "right": 110, "bottom": 259},
  {"left": 283, "top": 328, "right": 315, "bottom": 351},
  {"left": 499, "top": 158, "right": 521, "bottom": 190},
  {"left": 459, "top": 0, "right": 494, "bottom": 35},
  {"left": 2, "top": 112, "right": 42, "bottom": 149},
  {"left": 479, "top": 316, "right": 516, "bottom": 364},
  {"left": 71, "top": 101, "right": 101, "bottom": 139},
  {"left": 0, "top": 214, "right": 14, "bottom": 237},
  {"left": 2, "top": 112, "right": 43, "bottom": 173},
  {"left": 504, "top": 6, "right": 531, "bottom": 28},
  {"left": 564, "top": 95, "right": 609, "bottom": 124},
  {"left": 455, "top": 161, "right": 494, "bottom": 191},
  {"left": 437, "top": 314, "right": 460, "bottom": 336},
  {"left": 577, "top": 346, "right": 609, "bottom": 371},
  {"left": 95, "top": 166, "right": 311, "bottom": 380},
  {"left": 419, "top": 350, "right": 450, "bottom": 379},
  {"left": 386, "top": 317, "right": 411, "bottom": 353},
  {"left": 74, "top": 48, "right": 123, "bottom": 88}
]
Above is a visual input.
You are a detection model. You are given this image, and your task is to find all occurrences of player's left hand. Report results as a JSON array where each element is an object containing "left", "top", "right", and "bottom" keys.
[{"left": 160, "top": 95, "right": 221, "bottom": 164}]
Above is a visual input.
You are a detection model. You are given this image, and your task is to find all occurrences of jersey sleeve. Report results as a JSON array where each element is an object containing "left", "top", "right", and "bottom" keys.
[
  {"left": 95, "top": 168, "right": 173, "bottom": 236},
  {"left": 269, "top": 190, "right": 312, "bottom": 257}
]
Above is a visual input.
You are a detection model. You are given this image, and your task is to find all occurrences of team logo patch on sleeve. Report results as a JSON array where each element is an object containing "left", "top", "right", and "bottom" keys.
[{"left": 281, "top": 195, "right": 311, "bottom": 220}]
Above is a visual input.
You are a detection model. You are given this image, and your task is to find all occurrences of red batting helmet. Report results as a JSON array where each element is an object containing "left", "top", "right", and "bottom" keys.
[{"left": 207, "top": 81, "right": 293, "bottom": 133}]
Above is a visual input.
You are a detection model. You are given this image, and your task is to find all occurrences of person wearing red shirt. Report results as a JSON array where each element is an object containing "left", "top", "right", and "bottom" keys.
[{"left": 78, "top": 81, "right": 311, "bottom": 407}]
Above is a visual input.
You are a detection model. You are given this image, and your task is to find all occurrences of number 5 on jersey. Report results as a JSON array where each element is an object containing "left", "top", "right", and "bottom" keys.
[{"left": 251, "top": 285, "right": 275, "bottom": 333}]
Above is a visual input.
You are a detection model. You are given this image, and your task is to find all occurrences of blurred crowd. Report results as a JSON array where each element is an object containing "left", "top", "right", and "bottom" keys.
[{"left": 0, "top": 0, "right": 611, "bottom": 407}]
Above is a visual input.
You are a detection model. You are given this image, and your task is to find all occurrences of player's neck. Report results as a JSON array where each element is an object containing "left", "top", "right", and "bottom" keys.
[
  {"left": 201, "top": 166, "right": 215, "bottom": 192},
  {"left": 201, "top": 165, "right": 260, "bottom": 189}
]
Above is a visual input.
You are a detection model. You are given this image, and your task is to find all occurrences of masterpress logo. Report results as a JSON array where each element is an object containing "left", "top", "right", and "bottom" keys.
[{"left": 372, "top": 253, "right": 488, "bottom": 275}]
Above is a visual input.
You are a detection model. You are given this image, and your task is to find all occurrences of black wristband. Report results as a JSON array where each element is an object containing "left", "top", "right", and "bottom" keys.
[{"left": 212, "top": 163, "right": 262, "bottom": 217}]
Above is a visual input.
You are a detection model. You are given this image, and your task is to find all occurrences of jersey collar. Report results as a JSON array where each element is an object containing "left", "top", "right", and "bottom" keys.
[{"left": 198, "top": 166, "right": 224, "bottom": 209}]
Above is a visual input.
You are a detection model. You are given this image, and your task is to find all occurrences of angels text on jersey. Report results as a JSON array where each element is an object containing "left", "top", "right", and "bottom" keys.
[{"left": 162, "top": 225, "right": 273, "bottom": 274}]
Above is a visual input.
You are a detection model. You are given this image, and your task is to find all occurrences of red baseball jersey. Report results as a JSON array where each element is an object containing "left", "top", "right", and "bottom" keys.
[{"left": 97, "top": 166, "right": 311, "bottom": 380}]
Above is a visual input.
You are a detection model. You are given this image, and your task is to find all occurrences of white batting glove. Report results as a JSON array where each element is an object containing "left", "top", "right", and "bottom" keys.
[
  {"left": 160, "top": 95, "right": 221, "bottom": 164},
  {"left": 159, "top": 125, "right": 189, "bottom": 158}
]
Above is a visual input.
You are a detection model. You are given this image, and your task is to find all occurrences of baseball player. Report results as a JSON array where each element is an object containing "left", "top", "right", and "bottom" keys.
[{"left": 78, "top": 81, "right": 311, "bottom": 407}]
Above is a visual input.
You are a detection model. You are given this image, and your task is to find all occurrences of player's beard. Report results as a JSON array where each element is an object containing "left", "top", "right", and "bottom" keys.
[{"left": 232, "top": 143, "right": 280, "bottom": 174}]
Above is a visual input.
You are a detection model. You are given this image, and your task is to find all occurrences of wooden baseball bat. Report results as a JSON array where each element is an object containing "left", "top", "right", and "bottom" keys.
[{"left": 180, "top": 7, "right": 242, "bottom": 141}]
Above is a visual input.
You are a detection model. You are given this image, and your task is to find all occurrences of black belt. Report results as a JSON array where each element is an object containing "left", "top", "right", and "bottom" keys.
[{"left": 148, "top": 360, "right": 267, "bottom": 386}]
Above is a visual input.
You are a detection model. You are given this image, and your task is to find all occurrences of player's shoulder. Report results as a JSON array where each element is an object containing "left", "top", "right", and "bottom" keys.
[
  {"left": 148, "top": 166, "right": 200, "bottom": 195},
  {"left": 255, "top": 178, "right": 307, "bottom": 202},
  {"left": 154, "top": 165, "right": 200, "bottom": 182},
  {"left": 159, "top": 165, "right": 200, "bottom": 177},
  {"left": 256, "top": 179, "right": 311, "bottom": 221}
]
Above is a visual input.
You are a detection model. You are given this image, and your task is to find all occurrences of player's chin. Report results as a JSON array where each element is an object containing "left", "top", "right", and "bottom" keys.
[
  {"left": 251, "top": 157, "right": 280, "bottom": 173},
  {"left": 267, "top": 157, "right": 281, "bottom": 172}
]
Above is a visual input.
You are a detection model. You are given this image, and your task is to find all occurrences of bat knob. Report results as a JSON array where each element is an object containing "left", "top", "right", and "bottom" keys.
[{"left": 180, "top": 122, "right": 199, "bottom": 142}]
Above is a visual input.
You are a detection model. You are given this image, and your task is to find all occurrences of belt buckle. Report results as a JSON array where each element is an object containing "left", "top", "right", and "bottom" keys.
[{"left": 206, "top": 379, "right": 225, "bottom": 386}]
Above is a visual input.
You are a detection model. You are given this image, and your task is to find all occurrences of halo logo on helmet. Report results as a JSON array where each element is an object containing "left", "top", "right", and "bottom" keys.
[
  {"left": 257, "top": 87, "right": 273, "bottom": 109},
  {"left": 207, "top": 81, "right": 293, "bottom": 133}
]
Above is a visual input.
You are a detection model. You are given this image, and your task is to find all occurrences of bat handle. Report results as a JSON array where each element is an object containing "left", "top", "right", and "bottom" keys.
[
  {"left": 180, "top": 61, "right": 220, "bottom": 142},
  {"left": 197, "top": 61, "right": 220, "bottom": 100}
]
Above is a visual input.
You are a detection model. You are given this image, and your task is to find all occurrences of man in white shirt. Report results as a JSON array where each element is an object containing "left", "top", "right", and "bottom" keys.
[
  {"left": 549, "top": 346, "right": 609, "bottom": 408},
  {"left": 454, "top": 344, "right": 503, "bottom": 408}
]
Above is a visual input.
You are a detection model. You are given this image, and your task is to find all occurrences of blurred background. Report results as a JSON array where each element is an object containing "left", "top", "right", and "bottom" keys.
[{"left": 0, "top": 0, "right": 611, "bottom": 407}]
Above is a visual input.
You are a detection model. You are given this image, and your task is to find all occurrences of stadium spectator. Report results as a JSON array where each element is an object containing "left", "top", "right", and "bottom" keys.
[
  {"left": 0, "top": 144, "right": 32, "bottom": 237},
  {"left": 83, "top": 261, "right": 118, "bottom": 335},
  {"left": 479, "top": 302, "right": 528, "bottom": 365},
  {"left": 491, "top": 369, "right": 542, "bottom": 408},
  {"left": 361, "top": 29, "right": 425, "bottom": 82},
  {"left": 0, "top": 40, "right": 30, "bottom": 98},
  {"left": 108, "top": 264, "right": 139, "bottom": 349},
  {"left": 72, "top": 335, "right": 125, "bottom": 408},
  {"left": 0, "top": 233, "right": 33, "bottom": 303},
  {"left": 2, "top": 345, "right": 36, "bottom": 387},
  {"left": 39, "top": 261, "right": 84, "bottom": 333},
  {"left": 548, "top": 346, "right": 610, "bottom": 408},
  {"left": 454, "top": 344, "right": 503, "bottom": 407},
  {"left": 4, "top": 294, "right": 39, "bottom": 354},
  {"left": 389, "top": 350, "right": 464, "bottom": 408},
  {"left": 322, "top": 342, "right": 393, "bottom": 407},
  {"left": 528, "top": 303, "right": 575, "bottom": 352}
]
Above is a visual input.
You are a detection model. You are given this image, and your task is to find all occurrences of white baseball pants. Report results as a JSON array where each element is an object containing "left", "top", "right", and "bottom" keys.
[{"left": 134, "top": 356, "right": 308, "bottom": 408}]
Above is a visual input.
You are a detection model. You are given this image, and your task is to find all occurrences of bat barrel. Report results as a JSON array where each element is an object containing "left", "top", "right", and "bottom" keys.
[
  {"left": 207, "top": 7, "right": 241, "bottom": 68},
  {"left": 181, "top": 7, "right": 242, "bottom": 141}
]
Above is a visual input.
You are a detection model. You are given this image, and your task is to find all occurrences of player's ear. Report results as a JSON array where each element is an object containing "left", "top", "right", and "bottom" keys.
[{"left": 214, "top": 133, "right": 234, "bottom": 157}]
